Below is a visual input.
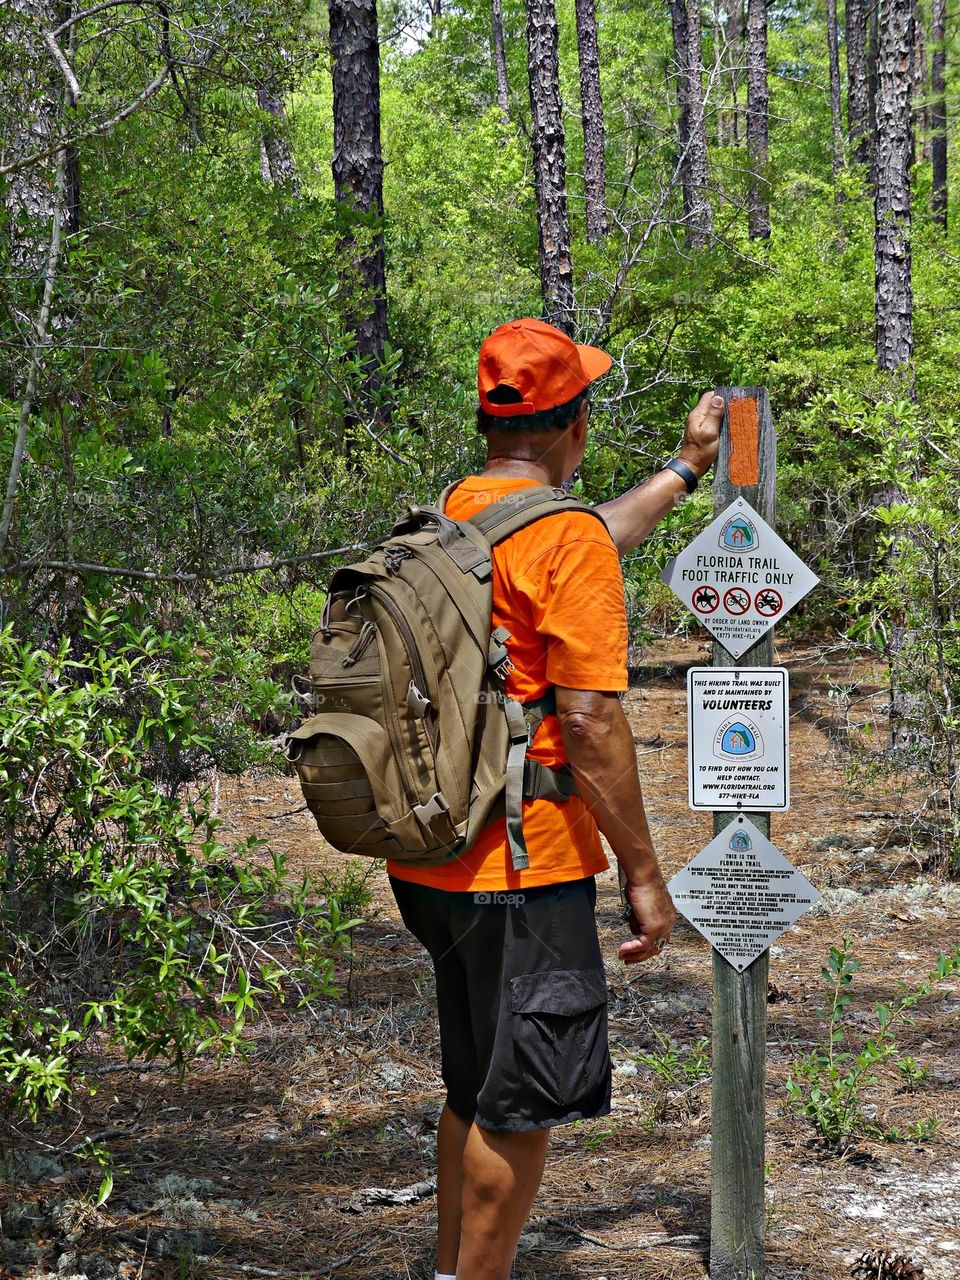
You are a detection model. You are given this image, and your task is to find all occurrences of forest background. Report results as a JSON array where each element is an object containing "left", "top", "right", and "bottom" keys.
[{"left": 1, "top": 0, "right": 959, "bottom": 1201}]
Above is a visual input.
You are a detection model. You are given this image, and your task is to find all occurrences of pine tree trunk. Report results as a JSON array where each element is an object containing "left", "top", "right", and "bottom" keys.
[
  {"left": 670, "top": 0, "right": 713, "bottom": 245},
  {"left": 329, "top": 0, "right": 388, "bottom": 420},
  {"left": 874, "top": 0, "right": 915, "bottom": 373},
  {"left": 912, "top": 12, "right": 929, "bottom": 158},
  {"left": 847, "top": 0, "right": 871, "bottom": 164},
  {"left": 685, "top": 0, "right": 713, "bottom": 244},
  {"left": 746, "top": 0, "right": 769, "bottom": 238},
  {"left": 727, "top": 0, "right": 745, "bottom": 146},
  {"left": 931, "top": 0, "right": 947, "bottom": 226},
  {"left": 492, "top": 0, "right": 510, "bottom": 122},
  {"left": 826, "top": 0, "right": 846, "bottom": 180},
  {"left": 2, "top": 0, "right": 66, "bottom": 273},
  {"left": 257, "top": 87, "right": 301, "bottom": 194},
  {"left": 669, "top": 0, "right": 694, "bottom": 224},
  {"left": 867, "top": 0, "right": 880, "bottom": 183},
  {"left": 575, "top": 0, "right": 608, "bottom": 242},
  {"left": 523, "top": 0, "right": 575, "bottom": 332}
]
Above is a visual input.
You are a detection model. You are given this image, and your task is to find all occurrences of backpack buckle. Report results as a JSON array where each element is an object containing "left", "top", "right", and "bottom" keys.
[
  {"left": 488, "top": 626, "right": 515, "bottom": 679},
  {"left": 413, "top": 791, "right": 449, "bottom": 825}
]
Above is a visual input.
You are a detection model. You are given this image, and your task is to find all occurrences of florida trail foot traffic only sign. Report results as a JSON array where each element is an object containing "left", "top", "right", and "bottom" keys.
[{"left": 661, "top": 495, "right": 819, "bottom": 660}]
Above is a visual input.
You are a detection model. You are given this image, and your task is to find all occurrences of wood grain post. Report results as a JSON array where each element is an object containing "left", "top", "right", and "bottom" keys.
[{"left": 709, "top": 387, "right": 775, "bottom": 1280}]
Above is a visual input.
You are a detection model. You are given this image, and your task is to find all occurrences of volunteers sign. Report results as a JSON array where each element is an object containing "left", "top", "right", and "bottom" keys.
[
  {"left": 667, "top": 816, "right": 820, "bottom": 971},
  {"left": 661, "top": 496, "right": 819, "bottom": 659},
  {"left": 687, "top": 667, "right": 789, "bottom": 810}
]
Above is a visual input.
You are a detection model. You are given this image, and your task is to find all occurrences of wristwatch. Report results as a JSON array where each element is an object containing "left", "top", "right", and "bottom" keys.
[{"left": 662, "top": 458, "right": 699, "bottom": 493}]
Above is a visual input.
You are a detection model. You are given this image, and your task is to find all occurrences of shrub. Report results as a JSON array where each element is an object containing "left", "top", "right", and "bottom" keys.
[{"left": 0, "top": 606, "right": 359, "bottom": 1121}]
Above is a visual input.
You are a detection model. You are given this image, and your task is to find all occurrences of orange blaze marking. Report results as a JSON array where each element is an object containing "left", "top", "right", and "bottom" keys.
[{"left": 728, "top": 396, "right": 759, "bottom": 486}]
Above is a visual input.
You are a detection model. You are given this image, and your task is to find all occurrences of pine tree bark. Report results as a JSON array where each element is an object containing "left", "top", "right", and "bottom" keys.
[
  {"left": 669, "top": 0, "right": 713, "bottom": 245},
  {"left": 2, "top": 0, "right": 66, "bottom": 272},
  {"left": 874, "top": 0, "right": 915, "bottom": 373},
  {"left": 575, "top": 0, "right": 608, "bottom": 242},
  {"left": 846, "top": 0, "right": 871, "bottom": 164},
  {"left": 669, "top": 0, "right": 694, "bottom": 224},
  {"left": 912, "top": 12, "right": 929, "bottom": 158},
  {"left": 685, "top": 0, "right": 713, "bottom": 244},
  {"left": 931, "top": 0, "right": 947, "bottom": 226},
  {"left": 491, "top": 0, "right": 510, "bottom": 122},
  {"left": 745, "top": 0, "right": 769, "bottom": 239},
  {"left": 826, "top": 0, "right": 846, "bottom": 180},
  {"left": 867, "top": 0, "right": 880, "bottom": 182},
  {"left": 726, "top": 0, "right": 745, "bottom": 146},
  {"left": 329, "top": 0, "right": 388, "bottom": 419},
  {"left": 523, "top": 0, "right": 575, "bottom": 332},
  {"left": 257, "top": 87, "right": 301, "bottom": 194}
]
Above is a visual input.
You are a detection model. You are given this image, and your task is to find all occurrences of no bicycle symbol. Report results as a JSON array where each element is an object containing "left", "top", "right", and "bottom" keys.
[
  {"left": 755, "top": 587, "right": 784, "bottom": 618},
  {"left": 723, "top": 587, "right": 751, "bottom": 615},
  {"left": 692, "top": 585, "right": 720, "bottom": 614}
]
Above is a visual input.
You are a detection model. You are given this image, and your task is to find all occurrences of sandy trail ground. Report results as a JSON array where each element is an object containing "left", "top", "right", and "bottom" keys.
[{"left": 3, "top": 640, "right": 958, "bottom": 1279}]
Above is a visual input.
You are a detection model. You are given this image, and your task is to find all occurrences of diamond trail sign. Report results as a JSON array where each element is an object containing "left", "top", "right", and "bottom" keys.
[
  {"left": 661, "top": 495, "right": 819, "bottom": 659},
  {"left": 667, "top": 816, "right": 820, "bottom": 971}
]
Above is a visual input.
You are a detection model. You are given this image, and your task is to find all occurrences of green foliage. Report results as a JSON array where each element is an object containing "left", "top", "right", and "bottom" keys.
[
  {"left": 785, "top": 939, "right": 960, "bottom": 1148},
  {"left": 635, "top": 1031, "right": 712, "bottom": 1085},
  {"left": 0, "top": 607, "right": 360, "bottom": 1121}
]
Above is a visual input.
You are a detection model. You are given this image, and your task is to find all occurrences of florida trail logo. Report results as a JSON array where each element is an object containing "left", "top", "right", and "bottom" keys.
[
  {"left": 719, "top": 513, "right": 758, "bottom": 552},
  {"left": 728, "top": 829, "right": 753, "bottom": 851},
  {"left": 713, "top": 715, "right": 764, "bottom": 761}
]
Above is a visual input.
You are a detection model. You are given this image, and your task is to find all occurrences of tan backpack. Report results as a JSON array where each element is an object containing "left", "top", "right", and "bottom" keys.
[{"left": 283, "top": 483, "right": 608, "bottom": 871}]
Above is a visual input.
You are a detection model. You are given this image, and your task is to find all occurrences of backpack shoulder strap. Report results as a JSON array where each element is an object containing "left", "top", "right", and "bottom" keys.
[{"left": 468, "top": 484, "right": 610, "bottom": 546}]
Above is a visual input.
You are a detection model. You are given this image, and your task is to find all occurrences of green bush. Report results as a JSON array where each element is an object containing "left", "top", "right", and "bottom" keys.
[{"left": 0, "top": 606, "right": 359, "bottom": 1121}]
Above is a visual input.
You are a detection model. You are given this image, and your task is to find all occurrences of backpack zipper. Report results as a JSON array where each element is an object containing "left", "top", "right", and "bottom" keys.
[{"left": 369, "top": 584, "right": 438, "bottom": 759}]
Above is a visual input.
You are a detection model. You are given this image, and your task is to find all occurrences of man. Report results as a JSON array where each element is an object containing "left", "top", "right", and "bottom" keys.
[{"left": 386, "top": 318, "right": 723, "bottom": 1280}]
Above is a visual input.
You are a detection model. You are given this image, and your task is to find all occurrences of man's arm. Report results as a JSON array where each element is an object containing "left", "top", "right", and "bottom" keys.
[
  {"left": 556, "top": 685, "right": 676, "bottom": 964},
  {"left": 597, "top": 390, "right": 725, "bottom": 557}
]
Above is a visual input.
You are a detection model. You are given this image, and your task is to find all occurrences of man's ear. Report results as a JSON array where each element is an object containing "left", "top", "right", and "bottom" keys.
[{"left": 571, "top": 405, "right": 588, "bottom": 446}]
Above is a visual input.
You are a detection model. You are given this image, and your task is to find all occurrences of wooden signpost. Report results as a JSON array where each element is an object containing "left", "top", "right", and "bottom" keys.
[
  {"left": 709, "top": 387, "right": 775, "bottom": 1280},
  {"left": 661, "top": 386, "right": 820, "bottom": 1279}
]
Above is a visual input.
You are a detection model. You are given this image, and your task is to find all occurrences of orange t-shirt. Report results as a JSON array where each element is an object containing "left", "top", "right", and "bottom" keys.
[{"left": 386, "top": 475, "right": 629, "bottom": 892}]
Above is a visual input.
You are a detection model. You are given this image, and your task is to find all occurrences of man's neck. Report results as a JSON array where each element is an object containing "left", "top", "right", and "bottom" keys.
[{"left": 481, "top": 456, "right": 559, "bottom": 485}]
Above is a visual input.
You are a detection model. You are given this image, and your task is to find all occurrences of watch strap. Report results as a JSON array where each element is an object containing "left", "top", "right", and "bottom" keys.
[{"left": 662, "top": 458, "right": 699, "bottom": 493}]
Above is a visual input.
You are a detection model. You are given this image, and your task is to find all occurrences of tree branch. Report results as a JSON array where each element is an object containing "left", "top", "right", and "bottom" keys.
[
  {"left": 0, "top": 64, "right": 170, "bottom": 177},
  {"left": 0, "top": 546, "right": 367, "bottom": 582},
  {"left": 42, "top": 29, "right": 83, "bottom": 102}
]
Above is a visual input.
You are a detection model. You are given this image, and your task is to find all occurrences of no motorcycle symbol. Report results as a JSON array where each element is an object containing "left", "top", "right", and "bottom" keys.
[
  {"left": 755, "top": 587, "right": 784, "bottom": 618},
  {"left": 692, "top": 585, "right": 720, "bottom": 614}
]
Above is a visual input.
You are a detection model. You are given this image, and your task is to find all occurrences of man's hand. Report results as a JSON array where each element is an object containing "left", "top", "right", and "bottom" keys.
[
  {"left": 679, "top": 390, "right": 725, "bottom": 480},
  {"left": 620, "top": 875, "right": 677, "bottom": 965}
]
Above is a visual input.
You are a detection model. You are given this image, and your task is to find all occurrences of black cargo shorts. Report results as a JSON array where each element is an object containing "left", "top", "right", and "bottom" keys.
[{"left": 389, "top": 875, "right": 611, "bottom": 1132}]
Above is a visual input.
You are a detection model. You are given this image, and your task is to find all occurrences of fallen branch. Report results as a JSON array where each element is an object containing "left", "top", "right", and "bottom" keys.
[{"left": 359, "top": 1178, "right": 436, "bottom": 1207}]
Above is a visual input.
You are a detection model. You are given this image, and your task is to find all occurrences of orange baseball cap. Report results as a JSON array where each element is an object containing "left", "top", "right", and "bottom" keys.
[{"left": 478, "top": 317, "right": 613, "bottom": 417}]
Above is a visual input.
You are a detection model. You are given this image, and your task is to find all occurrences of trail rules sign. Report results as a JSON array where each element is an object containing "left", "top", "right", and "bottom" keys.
[
  {"left": 667, "top": 816, "right": 820, "bottom": 970},
  {"left": 688, "top": 667, "right": 789, "bottom": 810},
  {"left": 661, "top": 496, "right": 819, "bottom": 659}
]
